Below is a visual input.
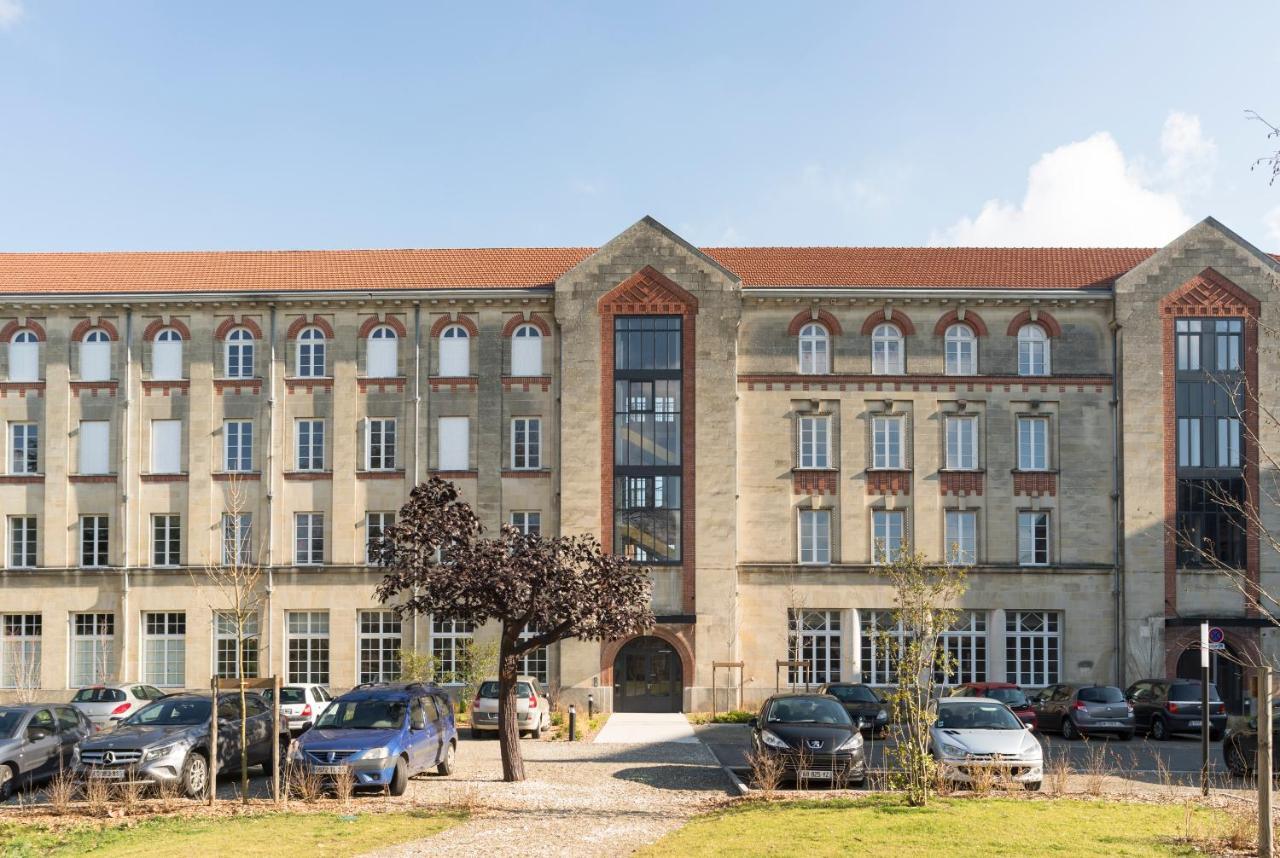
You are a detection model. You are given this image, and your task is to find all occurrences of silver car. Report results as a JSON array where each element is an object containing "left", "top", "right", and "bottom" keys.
[
  {"left": 70, "top": 684, "right": 166, "bottom": 731},
  {"left": 262, "top": 684, "right": 332, "bottom": 734},
  {"left": 0, "top": 704, "right": 93, "bottom": 800},
  {"left": 928, "top": 697, "right": 1044, "bottom": 791},
  {"left": 469, "top": 677, "right": 551, "bottom": 739}
]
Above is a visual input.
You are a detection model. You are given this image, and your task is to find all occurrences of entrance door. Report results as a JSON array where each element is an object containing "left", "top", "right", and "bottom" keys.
[
  {"left": 1176, "top": 644, "right": 1244, "bottom": 714},
  {"left": 613, "top": 636, "right": 683, "bottom": 713}
]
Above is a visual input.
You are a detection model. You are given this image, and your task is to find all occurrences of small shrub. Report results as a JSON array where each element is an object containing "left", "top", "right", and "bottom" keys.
[
  {"left": 747, "top": 749, "right": 785, "bottom": 799},
  {"left": 43, "top": 771, "right": 76, "bottom": 815},
  {"left": 1045, "top": 754, "right": 1071, "bottom": 796}
]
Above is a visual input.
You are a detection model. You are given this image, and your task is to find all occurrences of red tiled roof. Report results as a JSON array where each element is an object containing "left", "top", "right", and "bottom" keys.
[{"left": 0, "top": 245, "right": 1209, "bottom": 295}]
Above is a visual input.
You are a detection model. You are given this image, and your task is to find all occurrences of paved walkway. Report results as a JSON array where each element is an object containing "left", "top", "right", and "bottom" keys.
[{"left": 594, "top": 712, "right": 699, "bottom": 744}]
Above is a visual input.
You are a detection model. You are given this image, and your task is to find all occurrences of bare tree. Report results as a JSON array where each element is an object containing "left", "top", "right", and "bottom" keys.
[{"left": 1247, "top": 111, "right": 1280, "bottom": 185}]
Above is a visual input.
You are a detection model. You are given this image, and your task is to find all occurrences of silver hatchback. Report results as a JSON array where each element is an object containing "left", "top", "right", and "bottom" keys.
[{"left": 70, "top": 684, "right": 166, "bottom": 731}]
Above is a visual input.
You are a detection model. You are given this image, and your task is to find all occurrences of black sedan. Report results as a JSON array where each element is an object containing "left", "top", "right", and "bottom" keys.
[
  {"left": 749, "top": 693, "right": 866, "bottom": 787},
  {"left": 818, "top": 683, "right": 890, "bottom": 736},
  {"left": 1222, "top": 704, "right": 1280, "bottom": 776}
]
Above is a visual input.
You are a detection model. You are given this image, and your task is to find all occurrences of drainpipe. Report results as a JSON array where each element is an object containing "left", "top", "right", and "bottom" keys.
[
  {"left": 411, "top": 302, "right": 422, "bottom": 652},
  {"left": 1111, "top": 313, "right": 1126, "bottom": 687},
  {"left": 121, "top": 308, "right": 134, "bottom": 681},
  {"left": 265, "top": 306, "right": 277, "bottom": 675}
]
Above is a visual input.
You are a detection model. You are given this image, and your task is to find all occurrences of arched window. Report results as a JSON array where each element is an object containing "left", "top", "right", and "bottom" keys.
[
  {"left": 224, "top": 327, "right": 255, "bottom": 379},
  {"left": 296, "top": 326, "right": 327, "bottom": 377},
  {"left": 152, "top": 328, "right": 183, "bottom": 381},
  {"left": 511, "top": 324, "right": 543, "bottom": 377},
  {"left": 439, "top": 324, "right": 470, "bottom": 377},
  {"left": 1017, "top": 324, "right": 1050, "bottom": 376},
  {"left": 7, "top": 330, "right": 39, "bottom": 382},
  {"left": 79, "top": 329, "right": 111, "bottom": 382},
  {"left": 798, "top": 323, "right": 830, "bottom": 375},
  {"left": 944, "top": 324, "right": 977, "bottom": 375},
  {"left": 366, "top": 325, "right": 399, "bottom": 378},
  {"left": 871, "top": 323, "right": 904, "bottom": 374}
]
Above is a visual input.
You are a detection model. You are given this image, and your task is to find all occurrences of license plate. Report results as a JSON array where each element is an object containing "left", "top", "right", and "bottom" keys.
[
  {"left": 1189, "top": 720, "right": 1202, "bottom": 728},
  {"left": 798, "top": 769, "right": 833, "bottom": 780},
  {"left": 88, "top": 769, "right": 125, "bottom": 780},
  {"left": 1093, "top": 721, "right": 1122, "bottom": 727},
  {"left": 313, "top": 765, "right": 348, "bottom": 774}
]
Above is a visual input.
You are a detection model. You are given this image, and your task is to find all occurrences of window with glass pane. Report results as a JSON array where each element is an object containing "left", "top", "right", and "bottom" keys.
[
  {"left": 1176, "top": 319, "right": 1202, "bottom": 371},
  {"left": 366, "top": 418, "right": 396, "bottom": 470},
  {"left": 295, "top": 513, "right": 324, "bottom": 565},
  {"left": 214, "top": 611, "right": 259, "bottom": 679},
  {"left": 8, "top": 330, "right": 39, "bottom": 382},
  {"left": 1, "top": 614, "right": 41, "bottom": 690},
  {"left": 615, "top": 475, "right": 681, "bottom": 563},
  {"left": 860, "top": 610, "right": 906, "bottom": 686},
  {"left": 871, "top": 324, "right": 904, "bottom": 374},
  {"left": 1178, "top": 417, "right": 1202, "bottom": 467},
  {"left": 1017, "top": 511, "right": 1050, "bottom": 565},
  {"left": 798, "top": 415, "right": 830, "bottom": 469},
  {"left": 359, "top": 611, "right": 402, "bottom": 683},
  {"left": 1005, "top": 611, "right": 1060, "bottom": 686},
  {"left": 798, "top": 323, "right": 830, "bottom": 374},
  {"left": 1177, "top": 478, "right": 1246, "bottom": 568},
  {"left": 431, "top": 617, "right": 473, "bottom": 684},
  {"left": 511, "top": 511, "right": 541, "bottom": 535},
  {"left": 8, "top": 516, "right": 36, "bottom": 568},
  {"left": 296, "top": 327, "right": 327, "bottom": 377},
  {"left": 142, "top": 612, "right": 186, "bottom": 687},
  {"left": 10, "top": 423, "right": 37, "bottom": 474},
  {"left": 438, "top": 325, "right": 470, "bottom": 376},
  {"left": 1218, "top": 418, "right": 1241, "bottom": 467},
  {"left": 519, "top": 624, "right": 548, "bottom": 684},
  {"left": 286, "top": 611, "right": 329, "bottom": 684},
  {"left": 222, "top": 513, "right": 252, "bottom": 565},
  {"left": 224, "top": 420, "right": 252, "bottom": 471},
  {"left": 71, "top": 613, "right": 114, "bottom": 687},
  {"left": 1017, "top": 417, "right": 1048, "bottom": 470},
  {"left": 872, "top": 510, "right": 904, "bottom": 564},
  {"left": 366, "top": 325, "right": 398, "bottom": 378},
  {"left": 871, "top": 416, "right": 904, "bottom": 469},
  {"left": 788, "top": 609, "right": 841, "bottom": 685},
  {"left": 224, "top": 328, "right": 255, "bottom": 379},
  {"left": 945, "top": 510, "right": 976, "bottom": 564},
  {"left": 614, "top": 380, "right": 681, "bottom": 467},
  {"left": 945, "top": 415, "right": 977, "bottom": 469},
  {"left": 151, "top": 329, "right": 183, "bottom": 381},
  {"left": 944, "top": 324, "right": 977, "bottom": 375},
  {"left": 1017, "top": 325, "right": 1049, "bottom": 376},
  {"left": 1215, "top": 319, "right": 1242, "bottom": 371},
  {"left": 366, "top": 512, "right": 394, "bottom": 564},
  {"left": 936, "top": 611, "right": 987, "bottom": 685},
  {"left": 80, "top": 516, "right": 108, "bottom": 567},
  {"left": 510, "top": 324, "right": 542, "bottom": 377},
  {"left": 295, "top": 419, "right": 325, "bottom": 471},
  {"left": 798, "top": 509, "right": 831, "bottom": 564},
  {"left": 511, "top": 417, "right": 540, "bottom": 469},
  {"left": 151, "top": 515, "right": 181, "bottom": 567}
]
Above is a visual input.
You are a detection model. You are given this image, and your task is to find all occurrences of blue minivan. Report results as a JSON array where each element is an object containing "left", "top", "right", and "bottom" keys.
[{"left": 288, "top": 682, "right": 456, "bottom": 795}]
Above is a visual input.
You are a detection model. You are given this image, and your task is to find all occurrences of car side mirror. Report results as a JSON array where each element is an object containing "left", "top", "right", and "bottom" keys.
[
  {"left": 26, "top": 727, "right": 50, "bottom": 741},
  {"left": 748, "top": 717, "right": 758, "bottom": 729}
]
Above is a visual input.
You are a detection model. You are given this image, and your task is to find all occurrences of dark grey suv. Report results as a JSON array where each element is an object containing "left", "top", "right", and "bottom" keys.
[
  {"left": 1125, "top": 679, "right": 1228, "bottom": 741},
  {"left": 1030, "top": 684, "right": 1135, "bottom": 740}
]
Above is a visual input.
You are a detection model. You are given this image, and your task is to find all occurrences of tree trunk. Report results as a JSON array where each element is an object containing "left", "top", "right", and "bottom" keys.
[
  {"left": 497, "top": 627, "right": 525, "bottom": 782},
  {"left": 239, "top": 685, "right": 249, "bottom": 803}
]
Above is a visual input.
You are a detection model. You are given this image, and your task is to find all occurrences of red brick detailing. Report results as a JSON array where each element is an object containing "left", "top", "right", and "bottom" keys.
[
  {"left": 358, "top": 377, "right": 407, "bottom": 393},
  {"left": 599, "top": 627, "right": 695, "bottom": 691},
  {"left": 0, "top": 475, "right": 43, "bottom": 484},
  {"left": 0, "top": 382, "right": 44, "bottom": 398},
  {"left": 501, "top": 376, "right": 552, "bottom": 392},
  {"left": 141, "top": 473, "right": 189, "bottom": 483},
  {"left": 1012, "top": 471, "right": 1057, "bottom": 497},
  {"left": 0, "top": 320, "right": 46, "bottom": 342},
  {"left": 1163, "top": 625, "right": 1262, "bottom": 679},
  {"left": 932, "top": 309, "right": 989, "bottom": 337},
  {"left": 70, "top": 381, "right": 117, "bottom": 397},
  {"left": 786, "top": 309, "right": 844, "bottom": 337},
  {"left": 214, "top": 316, "right": 264, "bottom": 340},
  {"left": 69, "top": 474, "right": 116, "bottom": 483},
  {"left": 357, "top": 314, "right": 408, "bottom": 339},
  {"left": 357, "top": 470, "right": 406, "bottom": 480},
  {"left": 501, "top": 312, "right": 552, "bottom": 337},
  {"left": 142, "top": 317, "right": 191, "bottom": 341},
  {"left": 738, "top": 373, "right": 1110, "bottom": 393},
  {"left": 940, "top": 471, "right": 985, "bottom": 496},
  {"left": 1006, "top": 310, "right": 1062, "bottom": 337},
  {"left": 866, "top": 469, "right": 911, "bottom": 495},
  {"left": 859, "top": 308, "right": 916, "bottom": 336},
  {"left": 70, "top": 318, "right": 119, "bottom": 341},
  {"left": 429, "top": 314, "right": 479, "bottom": 337},
  {"left": 1158, "top": 268, "right": 1262, "bottom": 619},
  {"left": 214, "top": 379, "right": 263, "bottom": 395},
  {"left": 285, "top": 315, "right": 335, "bottom": 340},
  {"left": 792, "top": 470, "right": 839, "bottom": 495},
  {"left": 283, "top": 471, "right": 333, "bottom": 482},
  {"left": 429, "top": 377, "right": 478, "bottom": 392},
  {"left": 285, "top": 378, "right": 333, "bottom": 393},
  {"left": 599, "top": 266, "right": 699, "bottom": 615},
  {"left": 141, "top": 380, "right": 189, "bottom": 396},
  {"left": 213, "top": 472, "right": 261, "bottom": 482},
  {"left": 431, "top": 470, "right": 478, "bottom": 480}
]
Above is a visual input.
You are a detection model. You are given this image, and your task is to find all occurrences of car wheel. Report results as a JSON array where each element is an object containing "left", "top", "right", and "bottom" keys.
[
  {"left": 1225, "top": 741, "right": 1251, "bottom": 776},
  {"left": 437, "top": 740, "right": 456, "bottom": 776},
  {"left": 1150, "top": 716, "right": 1169, "bottom": 741},
  {"left": 264, "top": 737, "right": 288, "bottom": 778},
  {"left": 1024, "top": 781, "right": 1042, "bottom": 792},
  {"left": 0, "top": 763, "right": 15, "bottom": 802},
  {"left": 180, "top": 751, "right": 209, "bottom": 799},
  {"left": 1061, "top": 717, "right": 1079, "bottom": 741},
  {"left": 388, "top": 758, "right": 408, "bottom": 797}
]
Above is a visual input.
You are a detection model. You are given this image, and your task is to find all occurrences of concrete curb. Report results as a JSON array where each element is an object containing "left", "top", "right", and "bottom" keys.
[{"left": 721, "top": 763, "right": 751, "bottom": 796}]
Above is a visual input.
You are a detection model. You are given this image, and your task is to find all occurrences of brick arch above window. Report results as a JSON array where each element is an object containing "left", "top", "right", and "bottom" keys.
[
  {"left": 787, "top": 308, "right": 843, "bottom": 337},
  {"left": 285, "top": 315, "right": 335, "bottom": 340},
  {"left": 70, "top": 318, "right": 120, "bottom": 341},
  {"left": 0, "top": 320, "right": 46, "bottom": 343},
  {"left": 358, "top": 314, "right": 408, "bottom": 339},
  {"left": 429, "top": 314, "right": 479, "bottom": 338},
  {"left": 859, "top": 308, "right": 915, "bottom": 336},
  {"left": 501, "top": 312, "right": 552, "bottom": 338},
  {"left": 213, "top": 316, "right": 264, "bottom": 341},
  {"left": 1006, "top": 309, "right": 1062, "bottom": 338},
  {"left": 933, "top": 309, "right": 989, "bottom": 337},
  {"left": 599, "top": 630, "right": 695, "bottom": 690},
  {"left": 142, "top": 317, "right": 192, "bottom": 342}
]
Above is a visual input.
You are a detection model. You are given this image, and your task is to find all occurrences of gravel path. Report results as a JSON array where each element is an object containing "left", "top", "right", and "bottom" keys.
[{"left": 361, "top": 734, "right": 733, "bottom": 857}]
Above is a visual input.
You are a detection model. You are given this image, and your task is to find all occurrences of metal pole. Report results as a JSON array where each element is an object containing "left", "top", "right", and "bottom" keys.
[
  {"left": 1201, "top": 622, "right": 1210, "bottom": 797},
  {"left": 208, "top": 677, "right": 218, "bottom": 806},
  {"left": 1260, "top": 665, "right": 1274, "bottom": 858},
  {"left": 587, "top": 693, "right": 594, "bottom": 721},
  {"left": 568, "top": 704, "right": 576, "bottom": 742},
  {"left": 271, "top": 674, "right": 282, "bottom": 803}
]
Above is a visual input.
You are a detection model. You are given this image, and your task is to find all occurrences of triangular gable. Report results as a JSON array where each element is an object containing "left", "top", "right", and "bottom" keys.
[
  {"left": 1158, "top": 267, "right": 1262, "bottom": 317},
  {"left": 557, "top": 215, "right": 741, "bottom": 287},
  {"left": 598, "top": 265, "right": 699, "bottom": 314}
]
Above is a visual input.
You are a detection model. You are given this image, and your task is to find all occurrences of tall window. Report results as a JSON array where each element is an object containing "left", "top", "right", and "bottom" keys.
[
  {"left": 511, "top": 324, "right": 543, "bottom": 376},
  {"left": 78, "top": 420, "right": 110, "bottom": 475},
  {"left": 222, "top": 513, "right": 252, "bottom": 565},
  {"left": 151, "top": 514, "right": 181, "bottom": 567},
  {"left": 142, "top": 612, "right": 186, "bottom": 687},
  {"left": 614, "top": 316, "right": 682, "bottom": 565},
  {"left": 511, "top": 417, "right": 541, "bottom": 470},
  {"left": 432, "top": 617, "right": 473, "bottom": 684},
  {"left": 214, "top": 611, "right": 259, "bottom": 679},
  {"left": 1005, "top": 610, "right": 1060, "bottom": 686},
  {"left": 8, "top": 330, "right": 39, "bottom": 382},
  {"left": 1, "top": 614, "right": 41, "bottom": 690},
  {"left": 295, "top": 419, "right": 325, "bottom": 471},
  {"left": 150, "top": 419, "right": 181, "bottom": 474},
  {"left": 71, "top": 613, "right": 115, "bottom": 687},
  {"left": 511, "top": 511, "right": 541, "bottom": 535},
  {"left": 366, "top": 418, "right": 397, "bottom": 470},
  {"left": 798, "top": 509, "right": 831, "bottom": 564},
  {"left": 80, "top": 515, "right": 108, "bottom": 567},
  {"left": 79, "top": 329, "right": 111, "bottom": 382},
  {"left": 151, "top": 328, "right": 183, "bottom": 380},
  {"left": 224, "top": 327, "right": 255, "bottom": 379},
  {"left": 944, "top": 324, "right": 976, "bottom": 375},
  {"left": 10, "top": 423, "right": 37, "bottom": 474},
  {"left": 1017, "top": 417, "right": 1049, "bottom": 471},
  {"left": 944, "top": 510, "right": 976, "bottom": 565},
  {"left": 224, "top": 420, "right": 253, "bottom": 472},
  {"left": 788, "top": 609, "right": 841, "bottom": 685},
  {"left": 798, "top": 323, "right": 830, "bottom": 375},
  {"left": 439, "top": 324, "right": 470, "bottom": 376},
  {"left": 937, "top": 611, "right": 987, "bottom": 685},
  {"left": 1017, "top": 511, "right": 1050, "bottom": 566},
  {"left": 358, "top": 611, "right": 402, "bottom": 683},
  {"left": 871, "top": 323, "right": 904, "bottom": 374},
  {"left": 871, "top": 415, "right": 904, "bottom": 469},
  {"left": 1177, "top": 479, "right": 1246, "bottom": 568},
  {"left": 872, "top": 509, "right": 905, "bottom": 564},
  {"left": 286, "top": 611, "right": 329, "bottom": 684},
  {"left": 945, "top": 415, "right": 977, "bottom": 470},
  {"left": 798, "top": 415, "right": 830, "bottom": 469},
  {"left": 8, "top": 516, "right": 36, "bottom": 568},
  {"left": 296, "top": 327, "right": 327, "bottom": 377},
  {"left": 1017, "top": 324, "right": 1050, "bottom": 376},
  {"left": 294, "top": 513, "right": 324, "bottom": 565},
  {"left": 366, "top": 325, "right": 398, "bottom": 378},
  {"left": 366, "top": 512, "right": 394, "bottom": 565},
  {"left": 519, "top": 626, "right": 548, "bottom": 684},
  {"left": 438, "top": 416, "right": 469, "bottom": 470},
  {"left": 860, "top": 610, "right": 907, "bottom": 686}
]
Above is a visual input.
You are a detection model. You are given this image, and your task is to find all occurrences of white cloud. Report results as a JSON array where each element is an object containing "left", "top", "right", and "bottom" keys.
[
  {"left": 0, "top": 0, "right": 23, "bottom": 30},
  {"left": 933, "top": 113, "right": 1217, "bottom": 246},
  {"left": 1265, "top": 205, "right": 1280, "bottom": 249}
]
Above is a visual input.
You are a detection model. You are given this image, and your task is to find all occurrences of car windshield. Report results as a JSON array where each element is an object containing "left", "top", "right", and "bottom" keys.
[
  {"left": 1078, "top": 687, "right": 1125, "bottom": 704},
  {"left": 315, "top": 700, "right": 406, "bottom": 730},
  {"left": 477, "top": 682, "right": 534, "bottom": 698},
  {"left": 1170, "top": 682, "right": 1222, "bottom": 702},
  {"left": 936, "top": 701, "right": 1024, "bottom": 730},
  {"left": 272, "top": 688, "right": 306, "bottom": 705},
  {"left": 827, "top": 686, "right": 879, "bottom": 704},
  {"left": 124, "top": 698, "right": 211, "bottom": 727},
  {"left": 0, "top": 709, "right": 24, "bottom": 738},
  {"left": 766, "top": 697, "right": 853, "bottom": 725},
  {"left": 984, "top": 688, "right": 1029, "bottom": 707},
  {"left": 72, "top": 688, "right": 125, "bottom": 703}
]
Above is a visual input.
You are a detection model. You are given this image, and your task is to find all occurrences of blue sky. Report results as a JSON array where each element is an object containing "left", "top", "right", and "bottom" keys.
[{"left": 1, "top": 1, "right": 1278, "bottom": 251}]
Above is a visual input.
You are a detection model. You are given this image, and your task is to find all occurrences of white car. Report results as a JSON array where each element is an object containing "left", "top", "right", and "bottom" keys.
[
  {"left": 469, "top": 677, "right": 551, "bottom": 739},
  {"left": 69, "top": 683, "right": 166, "bottom": 731},
  {"left": 263, "top": 685, "right": 332, "bottom": 734},
  {"left": 928, "top": 697, "right": 1044, "bottom": 791}
]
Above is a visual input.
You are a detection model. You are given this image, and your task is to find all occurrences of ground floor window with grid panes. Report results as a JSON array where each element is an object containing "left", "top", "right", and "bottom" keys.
[
  {"left": 214, "top": 611, "right": 259, "bottom": 679},
  {"left": 936, "top": 611, "right": 988, "bottom": 686},
  {"left": 432, "top": 618, "right": 473, "bottom": 684},
  {"left": 1, "top": 614, "right": 41, "bottom": 690},
  {"left": 71, "top": 613, "right": 114, "bottom": 687},
  {"left": 8, "top": 516, "right": 36, "bottom": 568},
  {"left": 142, "top": 612, "right": 186, "bottom": 687},
  {"left": 287, "top": 611, "right": 329, "bottom": 684},
  {"left": 519, "top": 625, "right": 548, "bottom": 684},
  {"left": 359, "top": 610, "right": 402, "bottom": 683},
  {"left": 1005, "top": 610, "right": 1061, "bottom": 686},
  {"left": 788, "top": 609, "right": 841, "bottom": 685},
  {"left": 860, "top": 610, "right": 908, "bottom": 686}
]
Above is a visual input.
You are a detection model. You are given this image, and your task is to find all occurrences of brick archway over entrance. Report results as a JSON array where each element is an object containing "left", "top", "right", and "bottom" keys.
[{"left": 601, "top": 629, "right": 694, "bottom": 713}]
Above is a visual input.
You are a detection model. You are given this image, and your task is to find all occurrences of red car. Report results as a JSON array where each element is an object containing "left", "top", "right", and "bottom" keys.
[{"left": 949, "top": 682, "right": 1038, "bottom": 729}]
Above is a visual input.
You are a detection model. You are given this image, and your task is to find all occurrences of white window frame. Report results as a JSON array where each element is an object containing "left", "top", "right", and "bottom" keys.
[
  {"left": 78, "top": 329, "right": 111, "bottom": 382},
  {"left": 788, "top": 609, "right": 842, "bottom": 685},
  {"left": 366, "top": 325, "right": 399, "bottom": 378},
  {"left": 944, "top": 324, "right": 976, "bottom": 376},
  {"left": 438, "top": 416, "right": 469, "bottom": 471},
  {"left": 798, "top": 415, "right": 831, "bottom": 469},
  {"left": 871, "top": 415, "right": 905, "bottom": 469},
  {"left": 945, "top": 414, "right": 978, "bottom": 470},
  {"left": 1017, "top": 416, "right": 1049, "bottom": 471},
  {"left": 366, "top": 512, "right": 394, "bottom": 565},
  {"left": 10, "top": 422, "right": 38, "bottom": 474},
  {"left": 872, "top": 509, "right": 905, "bottom": 564},
  {"left": 78, "top": 420, "right": 110, "bottom": 475},
  {"left": 222, "top": 513, "right": 253, "bottom": 566},
  {"left": 1005, "top": 610, "right": 1061, "bottom": 686},
  {"left": 286, "top": 611, "right": 329, "bottom": 685},
  {"left": 0, "top": 613, "right": 41, "bottom": 690},
  {"left": 224, "top": 420, "right": 253, "bottom": 472},
  {"left": 871, "top": 323, "right": 904, "bottom": 374},
  {"left": 358, "top": 610, "right": 402, "bottom": 684},
  {"left": 797, "top": 509, "right": 831, "bottom": 565},
  {"left": 511, "top": 511, "right": 541, "bottom": 535},
  {"left": 151, "top": 514, "right": 181, "bottom": 567},
  {"left": 511, "top": 417, "right": 541, "bottom": 470},
  {"left": 224, "top": 327, "right": 255, "bottom": 379},
  {"left": 438, "top": 324, "right": 470, "bottom": 377},
  {"left": 511, "top": 324, "right": 543, "bottom": 377},
  {"left": 150, "top": 419, "right": 182, "bottom": 474},
  {"left": 295, "top": 327, "right": 328, "bottom": 378},
  {"left": 80, "top": 515, "right": 109, "bottom": 568},
  {"left": 151, "top": 328, "right": 183, "bottom": 381},
  {"left": 1017, "top": 324, "right": 1050, "bottom": 377},
  {"left": 7, "top": 330, "right": 39, "bottom": 382},
  {"left": 213, "top": 611, "right": 259, "bottom": 680},
  {"left": 294, "top": 512, "right": 324, "bottom": 566},
  {"left": 944, "top": 509, "right": 977, "bottom": 565},
  {"left": 8, "top": 516, "right": 36, "bottom": 569},
  {"left": 1017, "top": 511, "right": 1051, "bottom": 566},
  {"left": 798, "top": 323, "right": 830, "bottom": 375},
  {"left": 937, "top": 610, "right": 988, "bottom": 686},
  {"left": 860, "top": 610, "right": 906, "bottom": 686},
  {"left": 431, "top": 617, "right": 474, "bottom": 684},
  {"left": 295, "top": 419, "right": 325, "bottom": 471},
  {"left": 366, "top": 418, "right": 397, "bottom": 471},
  {"left": 518, "top": 625, "right": 548, "bottom": 684},
  {"left": 70, "top": 613, "right": 115, "bottom": 688},
  {"left": 142, "top": 611, "right": 186, "bottom": 688}
]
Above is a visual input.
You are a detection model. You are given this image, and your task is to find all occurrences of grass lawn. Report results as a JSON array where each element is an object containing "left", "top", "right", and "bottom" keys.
[
  {"left": 640, "top": 797, "right": 1216, "bottom": 857},
  {"left": 0, "top": 809, "right": 464, "bottom": 858}
]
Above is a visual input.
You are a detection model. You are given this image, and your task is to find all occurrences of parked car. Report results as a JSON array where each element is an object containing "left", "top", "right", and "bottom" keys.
[
  {"left": 0, "top": 705, "right": 93, "bottom": 800},
  {"left": 817, "top": 683, "right": 890, "bottom": 735},
  {"left": 75, "top": 692, "right": 287, "bottom": 798},
  {"left": 1222, "top": 701, "right": 1280, "bottom": 775},
  {"left": 1030, "top": 684, "right": 1134, "bottom": 740},
  {"left": 928, "top": 697, "right": 1043, "bottom": 791},
  {"left": 1125, "top": 679, "right": 1228, "bottom": 741},
  {"left": 262, "top": 685, "right": 332, "bottom": 735},
  {"left": 470, "top": 677, "right": 551, "bottom": 739},
  {"left": 748, "top": 693, "right": 866, "bottom": 787},
  {"left": 70, "top": 684, "right": 166, "bottom": 731},
  {"left": 288, "top": 682, "right": 456, "bottom": 796},
  {"left": 949, "top": 682, "right": 1038, "bottom": 730}
]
